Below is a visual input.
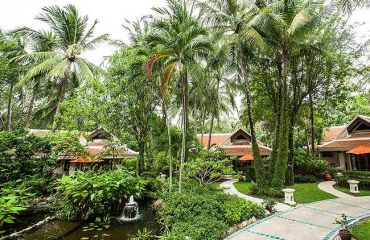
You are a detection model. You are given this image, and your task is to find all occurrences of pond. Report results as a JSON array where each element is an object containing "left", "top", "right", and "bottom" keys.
[{"left": 17, "top": 203, "right": 159, "bottom": 240}]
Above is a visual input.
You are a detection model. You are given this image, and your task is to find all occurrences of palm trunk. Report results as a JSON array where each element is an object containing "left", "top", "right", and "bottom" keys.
[
  {"left": 239, "top": 48, "right": 263, "bottom": 184},
  {"left": 201, "top": 109, "right": 206, "bottom": 145},
  {"left": 207, "top": 77, "right": 221, "bottom": 150},
  {"left": 193, "top": 100, "right": 198, "bottom": 138},
  {"left": 163, "top": 100, "right": 173, "bottom": 191},
  {"left": 309, "top": 92, "right": 315, "bottom": 155},
  {"left": 179, "top": 66, "right": 189, "bottom": 193},
  {"left": 207, "top": 113, "right": 215, "bottom": 150},
  {"left": 6, "top": 83, "right": 14, "bottom": 131},
  {"left": 52, "top": 75, "right": 68, "bottom": 130},
  {"left": 25, "top": 82, "right": 39, "bottom": 128}
]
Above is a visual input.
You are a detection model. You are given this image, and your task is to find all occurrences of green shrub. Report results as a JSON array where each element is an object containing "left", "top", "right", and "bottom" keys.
[
  {"left": 336, "top": 175, "right": 370, "bottom": 190},
  {"left": 186, "top": 149, "right": 234, "bottom": 185},
  {"left": 294, "top": 150, "right": 336, "bottom": 178},
  {"left": 50, "top": 167, "right": 146, "bottom": 220},
  {"left": 294, "top": 174, "right": 317, "bottom": 183},
  {"left": 343, "top": 171, "right": 370, "bottom": 179},
  {"left": 0, "top": 130, "right": 53, "bottom": 183},
  {"left": 158, "top": 184, "right": 265, "bottom": 240},
  {"left": 250, "top": 182, "right": 284, "bottom": 198},
  {"left": 244, "top": 166, "right": 256, "bottom": 181}
]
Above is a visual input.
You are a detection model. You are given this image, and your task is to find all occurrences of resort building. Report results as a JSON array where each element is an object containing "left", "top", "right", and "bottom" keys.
[
  {"left": 30, "top": 127, "right": 138, "bottom": 174},
  {"left": 197, "top": 129, "right": 272, "bottom": 171},
  {"left": 318, "top": 115, "right": 370, "bottom": 171}
]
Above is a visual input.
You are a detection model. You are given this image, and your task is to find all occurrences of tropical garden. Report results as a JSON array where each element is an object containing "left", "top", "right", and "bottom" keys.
[{"left": 0, "top": 0, "right": 369, "bottom": 239}]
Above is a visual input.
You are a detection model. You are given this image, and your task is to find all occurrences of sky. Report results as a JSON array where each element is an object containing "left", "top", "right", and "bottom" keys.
[{"left": 0, "top": 0, "right": 369, "bottom": 65}]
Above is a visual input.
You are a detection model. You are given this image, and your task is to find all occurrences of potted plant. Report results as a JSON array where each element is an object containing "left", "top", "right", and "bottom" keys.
[
  {"left": 262, "top": 199, "right": 277, "bottom": 213},
  {"left": 335, "top": 214, "right": 352, "bottom": 240},
  {"left": 324, "top": 171, "right": 333, "bottom": 181}
]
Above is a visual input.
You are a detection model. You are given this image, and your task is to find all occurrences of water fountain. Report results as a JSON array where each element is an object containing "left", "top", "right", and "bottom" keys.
[{"left": 119, "top": 195, "right": 141, "bottom": 222}]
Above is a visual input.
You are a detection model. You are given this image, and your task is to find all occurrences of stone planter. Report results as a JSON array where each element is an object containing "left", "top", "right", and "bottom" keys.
[
  {"left": 347, "top": 180, "right": 360, "bottom": 193},
  {"left": 221, "top": 174, "right": 233, "bottom": 180},
  {"left": 283, "top": 188, "right": 296, "bottom": 205}
]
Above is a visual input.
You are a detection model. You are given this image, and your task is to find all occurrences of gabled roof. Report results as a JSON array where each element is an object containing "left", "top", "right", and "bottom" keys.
[
  {"left": 196, "top": 133, "right": 230, "bottom": 147},
  {"left": 321, "top": 126, "right": 346, "bottom": 142}
]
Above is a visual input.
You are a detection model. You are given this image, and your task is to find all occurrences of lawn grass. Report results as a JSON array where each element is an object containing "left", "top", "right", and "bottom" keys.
[
  {"left": 334, "top": 186, "right": 370, "bottom": 197},
  {"left": 233, "top": 181, "right": 336, "bottom": 204},
  {"left": 352, "top": 219, "right": 370, "bottom": 240},
  {"left": 233, "top": 181, "right": 253, "bottom": 195},
  {"left": 293, "top": 183, "right": 336, "bottom": 204}
]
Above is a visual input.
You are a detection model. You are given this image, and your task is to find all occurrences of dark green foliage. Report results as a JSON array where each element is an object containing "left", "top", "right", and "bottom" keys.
[
  {"left": 158, "top": 184, "right": 265, "bottom": 240},
  {"left": 336, "top": 175, "right": 370, "bottom": 190},
  {"left": 294, "top": 150, "right": 337, "bottom": 179},
  {"left": 294, "top": 174, "right": 317, "bottom": 183},
  {"left": 0, "top": 129, "right": 53, "bottom": 183},
  {"left": 250, "top": 182, "right": 284, "bottom": 198},
  {"left": 186, "top": 149, "right": 234, "bottom": 185},
  {"left": 50, "top": 168, "right": 146, "bottom": 220},
  {"left": 244, "top": 166, "right": 256, "bottom": 182}
]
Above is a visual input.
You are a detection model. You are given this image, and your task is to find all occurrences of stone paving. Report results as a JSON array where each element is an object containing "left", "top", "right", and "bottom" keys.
[
  {"left": 220, "top": 180, "right": 292, "bottom": 212},
  {"left": 222, "top": 181, "right": 370, "bottom": 240}
]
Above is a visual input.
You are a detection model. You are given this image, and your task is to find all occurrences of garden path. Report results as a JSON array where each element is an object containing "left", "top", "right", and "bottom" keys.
[
  {"left": 220, "top": 180, "right": 292, "bottom": 212},
  {"left": 224, "top": 181, "right": 370, "bottom": 240},
  {"left": 317, "top": 181, "right": 353, "bottom": 198}
]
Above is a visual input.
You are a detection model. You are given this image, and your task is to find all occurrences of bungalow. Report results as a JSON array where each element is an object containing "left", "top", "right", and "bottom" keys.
[
  {"left": 30, "top": 127, "right": 138, "bottom": 175},
  {"left": 317, "top": 115, "right": 370, "bottom": 171},
  {"left": 197, "top": 129, "right": 272, "bottom": 171}
]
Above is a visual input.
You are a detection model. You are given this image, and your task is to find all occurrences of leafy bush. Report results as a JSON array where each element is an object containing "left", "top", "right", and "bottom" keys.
[
  {"left": 0, "top": 130, "right": 53, "bottom": 183},
  {"left": 337, "top": 175, "right": 370, "bottom": 190},
  {"left": 50, "top": 167, "right": 146, "bottom": 220},
  {"left": 244, "top": 166, "right": 256, "bottom": 181},
  {"left": 294, "top": 174, "right": 317, "bottom": 183},
  {"left": 186, "top": 149, "right": 234, "bottom": 185},
  {"left": 294, "top": 150, "right": 336, "bottom": 179},
  {"left": 343, "top": 171, "right": 370, "bottom": 179},
  {"left": 158, "top": 184, "right": 265, "bottom": 240},
  {"left": 250, "top": 182, "right": 284, "bottom": 198},
  {"left": 0, "top": 194, "right": 27, "bottom": 234}
]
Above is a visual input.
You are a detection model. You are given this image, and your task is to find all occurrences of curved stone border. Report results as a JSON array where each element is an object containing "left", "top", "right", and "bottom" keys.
[
  {"left": 325, "top": 213, "right": 370, "bottom": 240},
  {"left": 318, "top": 181, "right": 353, "bottom": 198}
]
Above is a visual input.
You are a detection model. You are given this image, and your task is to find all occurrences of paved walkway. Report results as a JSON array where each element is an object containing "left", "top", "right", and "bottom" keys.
[
  {"left": 222, "top": 181, "right": 370, "bottom": 240},
  {"left": 220, "top": 180, "right": 292, "bottom": 212},
  {"left": 317, "top": 181, "right": 353, "bottom": 198}
]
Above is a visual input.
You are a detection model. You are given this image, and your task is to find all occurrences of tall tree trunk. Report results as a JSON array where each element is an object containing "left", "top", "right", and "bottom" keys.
[
  {"left": 193, "top": 100, "right": 198, "bottom": 138},
  {"left": 179, "top": 67, "right": 189, "bottom": 193},
  {"left": 163, "top": 100, "right": 173, "bottom": 191},
  {"left": 309, "top": 92, "right": 315, "bottom": 155},
  {"left": 52, "top": 75, "right": 68, "bottom": 130},
  {"left": 271, "top": 48, "right": 290, "bottom": 189},
  {"left": 207, "top": 77, "right": 221, "bottom": 150},
  {"left": 25, "top": 82, "right": 39, "bottom": 128},
  {"left": 138, "top": 139, "right": 145, "bottom": 175},
  {"left": 239, "top": 48, "right": 264, "bottom": 185},
  {"left": 6, "top": 83, "right": 14, "bottom": 131},
  {"left": 201, "top": 109, "right": 206, "bottom": 145},
  {"left": 286, "top": 114, "right": 296, "bottom": 186},
  {"left": 207, "top": 113, "right": 215, "bottom": 150}
]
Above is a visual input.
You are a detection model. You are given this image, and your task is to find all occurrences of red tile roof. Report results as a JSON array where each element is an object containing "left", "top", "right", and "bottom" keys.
[
  {"left": 319, "top": 139, "right": 370, "bottom": 151},
  {"left": 222, "top": 145, "right": 272, "bottom": 156},
  {"left": 322, "top": 126, "right": 345, "bottom": 142},
  {"left": 346, "top": 145, "right": 370, "bottom": 155},
  {"left": 197, "top": 134, "right": 230, "bottom": 147},
  {"left": 239, "top": 154, "right": 254, "bottom": 161}
]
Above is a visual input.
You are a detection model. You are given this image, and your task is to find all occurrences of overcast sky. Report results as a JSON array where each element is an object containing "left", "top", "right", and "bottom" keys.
[{"left": 1, "top": 0, "right": 369, "bottom": 65}]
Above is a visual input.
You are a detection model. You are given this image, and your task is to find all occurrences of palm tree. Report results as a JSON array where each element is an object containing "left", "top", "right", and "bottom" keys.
[
  {"left": 17, "top": 4, "right": 108, "bottom": 129},
  {"left": 145, "top": 0, "right": 211, "bottom": 192},
  {"left": 198, "top": 0, "right": 267, "bottom": 185},
  {"left": 22, "top": 31, "right": 56, "bottom": 128},
  {"left": 0, "top": 33, "right": 27, "bottom": 131}
]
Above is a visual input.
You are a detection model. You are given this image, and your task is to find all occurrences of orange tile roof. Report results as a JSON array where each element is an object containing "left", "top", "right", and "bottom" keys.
[
  {"left": 319, "top": 139, "right": 370, "bottom": 151},
  {"left": 346, "top": 145, "right": 370, "bottom": 155},
  {"left": 239, "top": 154, "right": 254, "bottom": 161},
  {"left": 197, "top": 134, "right": 230, "bottom": 147},
  {"left": 222, "top": 145, "right": 272, "bottom": 156},
  {"left": 70, "top": 156, "right": 103, "bottom": 163},
  {"left": 322, "top": 126, "right": 345, "bottom": 142}
]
